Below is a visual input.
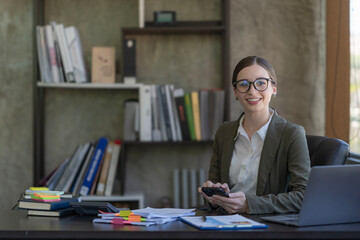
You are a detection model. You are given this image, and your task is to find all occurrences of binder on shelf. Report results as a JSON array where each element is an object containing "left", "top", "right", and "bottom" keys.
[
  {"left": 79, "top": 137, "right": 108, "bottom": 196},
  {"left": 122, "top": 38, "right": 136, "bottom": 84},
  {"left": 139, "top": 85, "right": 152, "bottom": 141}
]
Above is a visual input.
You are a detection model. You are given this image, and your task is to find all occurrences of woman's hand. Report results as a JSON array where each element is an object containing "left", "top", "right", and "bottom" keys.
[
  {"left": 197, "top": 181, "right": 230, "bottom": 207},
  {"left": 211, "top": 191, "right": 249, "bottom": 214}
]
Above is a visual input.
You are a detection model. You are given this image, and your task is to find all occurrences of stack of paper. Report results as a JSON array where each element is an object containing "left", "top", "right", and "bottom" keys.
[{"left": 93, "top": 207, "right": 196, "bottom": 226}]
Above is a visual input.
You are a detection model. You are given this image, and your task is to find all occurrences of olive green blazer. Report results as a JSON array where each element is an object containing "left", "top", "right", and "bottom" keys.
[{"left": 208, "top": 111, "right": 311, "bottom": 214}]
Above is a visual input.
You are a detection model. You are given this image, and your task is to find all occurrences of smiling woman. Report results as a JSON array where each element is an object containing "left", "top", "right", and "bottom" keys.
[{"left": 198, "top": 56, "right": 311, "bottom": 214}]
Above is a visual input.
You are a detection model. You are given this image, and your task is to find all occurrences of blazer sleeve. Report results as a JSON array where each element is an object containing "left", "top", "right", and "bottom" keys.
[{"left": 246, "top": 124, "right": 311, "bottom": 214}]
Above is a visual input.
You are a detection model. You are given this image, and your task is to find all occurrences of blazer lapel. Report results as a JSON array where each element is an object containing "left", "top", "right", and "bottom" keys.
[{"left": 256, "top": 112, "right": 286, "bottom": 195}]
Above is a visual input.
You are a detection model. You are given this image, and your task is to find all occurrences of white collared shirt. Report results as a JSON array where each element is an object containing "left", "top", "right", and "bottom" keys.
[{"left": 229, "top": 110, "right": 274, "bottom": 195}]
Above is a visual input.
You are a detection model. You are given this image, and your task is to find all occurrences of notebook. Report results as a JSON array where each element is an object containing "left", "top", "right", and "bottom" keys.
[{"left": 261, "top": 165, "right": 360, "bottom": 227}]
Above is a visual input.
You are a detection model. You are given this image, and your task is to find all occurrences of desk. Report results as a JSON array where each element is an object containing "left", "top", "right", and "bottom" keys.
[{"left": 1, "top": 210, "right": 360, "bottom": 239}]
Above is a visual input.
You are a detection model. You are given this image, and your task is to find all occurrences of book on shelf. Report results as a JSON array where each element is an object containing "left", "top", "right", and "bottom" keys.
[
  {"left": 184, "top": 93, "right": 196, "bottom": 141},
  {"left": 199, "top": 89, "right": 210, "bottom": 140},
  {"left": 44, "top": 24, "right": 61, "bottom": 83},
  {"left": 52, "top": 22, "right": 76, "bottom": 83},
  {"left": 36, "top": 26, "right": 52, "bottom": 83},
  {"left": 169, "top": 86, "right": 183, "bottom": 141},
  {"left": 156, "top": 85, "right": 168, "bottom": 141},
  {"left": 65, "top": 26, "right": 88, "bottom": 83},
  {"left": 139, "top": 85, "right": 152, "bottom": 141},
  {"left": 210, "top": 88, "right": 225, "bottom": 140},
  {"left": 173, "top": 88, "right": 191, "bottom": 141},
  {"left": 105, "top": 140, "right": 122, "bottom": 196},
  {"left": 96, "top": 142, "right": 114, "bottom": 195},
  {"left": 191, "top": 91, "right": 202, "bottom": 141},
  {"left": 18, "top": 197, "right": 78, "bottom": 211},
  {"left": 123, "top": 100, "right": 139, "bottom": 141},
  {"left": 91, "top": 47, "right": 115, "bottom": 83},
  {"left": 150, "top": 85, "right": 162, "bottom": 141},
  {"left": 46, "top": 157, "right": 71, "bottom": 190},
  {"left": 27, "top": 207, "right": 76, "bottom": 217},
  {"left": 79, "top": 137, "right": 108, "bottom": 196},
  {"left": 71, "top": 144, "right": 95, "bottom": 196}
]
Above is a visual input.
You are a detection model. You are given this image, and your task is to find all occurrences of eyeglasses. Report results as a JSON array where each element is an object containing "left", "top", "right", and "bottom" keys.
[{"left": 233, "top": 78, "right": 275, "bottom": 93}]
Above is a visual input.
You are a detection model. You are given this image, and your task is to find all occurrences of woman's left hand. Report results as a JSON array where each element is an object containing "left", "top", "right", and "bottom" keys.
[{"left": 210, "top": 191, "right": 249, "bottom": 214}]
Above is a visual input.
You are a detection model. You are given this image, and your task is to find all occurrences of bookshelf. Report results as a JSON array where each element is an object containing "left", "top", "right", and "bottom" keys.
[{"left": 33, "top": 0, "right": 230, "bottom": 205}]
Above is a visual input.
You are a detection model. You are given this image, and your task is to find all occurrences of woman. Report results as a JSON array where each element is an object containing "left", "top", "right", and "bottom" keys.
[{"left": 198, "top": 56, "right": 311, "bottom": 214}]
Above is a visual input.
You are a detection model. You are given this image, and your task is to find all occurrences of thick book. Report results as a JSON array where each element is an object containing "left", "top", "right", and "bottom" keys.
[
  {"left": 27, "top": 207, "right": 76, "bottom": 217},
  {"left": 44, "top": 24, "right": 61, "bottom": 83},
  {"left": 173, "top": 88, "right": 191, "bottom": 141},
  {"left": 156, "top": 85, "right": 168, "bottom": 141},
  {"left": 199, "top": 89, "right": 210, "bottom": 140},
  {"left": 210, "top": 89, "right": 225, "bottom": 140},
  {"left": 184, "top": 93, "right": 196, "bottom": 141},
  {"left": 150, "top": 85, "right": 161, "bottom": 141},
  {"left": 18, "top": 198, "right": 79, "bottom": 211},
  {"left": 79, "top": 137, "right": 108, "bottom": 196},
  {"left": 158, "top": 85, "right": 173, "bottom": 140},
  {"left": 36, "top": 26, "right": 52, "bottom": 83}
]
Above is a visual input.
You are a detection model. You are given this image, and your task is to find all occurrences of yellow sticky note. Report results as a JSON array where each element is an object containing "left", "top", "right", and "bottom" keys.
[
  {"left": 29, "top": 187, "right": 49, "bottom": 191},
  {"left": 117, "top": 210, "right": 132, "bottom": 217}
]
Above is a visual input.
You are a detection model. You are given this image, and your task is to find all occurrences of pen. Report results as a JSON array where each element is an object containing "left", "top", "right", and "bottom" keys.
[{"left": 202, "top": 215, "right": 207, "bottom": 222}]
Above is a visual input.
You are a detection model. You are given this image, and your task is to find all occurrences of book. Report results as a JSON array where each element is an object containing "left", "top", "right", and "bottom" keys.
[
  {"left": 180, "top": 214, "right": 267, "bottom": 230},
  {"left": 18, "top": 197, "right": 78, "bottom": 211},
  {"left": 150, "top": 85, "right": 162, "bottom": 141},
  {"left": 46, "top": 157, "right": 71, "bottom": 190},
  {"left": 27, "top": 207, "right": 76, "bottom": 217},
  {"left": 96, "top": 142, "right": 114, "bottom": 195},
  {"left": 199, "top": 89, "right": 210, "bottom": 140},
  {"left": 36, "top": 26, "right": 52, "bottom": 83},
  {"left": 62, "top": 143, "right": 91, "bottom": 192},
  {"left": 191, "top": 91, "right": 201, "bottom": 141},
  {"left": 156, "top": 85, "right": 168, "bottom": 141},
  {"left": 139, "top": 85, "right": 152, "bottom": 141},
  {"left": 65, "top": 26, "right": 88, "bottom": 83},
  {"left": 79, "top": 137, "right": 108, "bottom": 196},
  {"left": 105, "top": 140, "right": 122, "bottom": 196},
  {"left": 44, "top": 24, "right": 60, "bottom": 83},
  {"left": 158, "top": 85, "right": 173, "bottom": 140},
  {"left": 169, "top": 85, "right": 182, "bottom": 141},
  {"left": 210, "top": 89, "right": 225, "bottom": 139},
  {"left": 173, "top": 88, "right": 191, "bottom": 141},
  {"left": 165, "top": 85, "right": 178, "bottom": 141},
  {"left": 53, "top": 23, "right": 75, "bottom": 83},
  {"left": 91, "top": 47, "right": 115, "bottom": 83},
  {"left": 72, "top": 144, "right": 95, "bottom": 196},
  {"left": 123, "top": 100, "right": 139, "bottom": 141},
  {"left": 184, "top": 93, "right": 196, "bottom": 141}
]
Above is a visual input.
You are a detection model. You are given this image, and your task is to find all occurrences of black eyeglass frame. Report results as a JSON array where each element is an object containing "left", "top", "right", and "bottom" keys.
[{"left": 232, "top": 78, "right": 276, "bottom": 93}]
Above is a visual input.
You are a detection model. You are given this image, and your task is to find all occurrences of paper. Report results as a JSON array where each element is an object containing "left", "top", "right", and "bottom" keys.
[
  {"left": 180, "top": 214, "right": 267, "bottom": 230},
  {"left": 132, "top": 207, "right": 196, "bottom": 218}
]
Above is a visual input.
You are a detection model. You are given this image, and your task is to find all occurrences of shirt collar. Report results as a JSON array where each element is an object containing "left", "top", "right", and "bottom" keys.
[{"left": 234, "top": 109, "right": 274, "bottom": 141}]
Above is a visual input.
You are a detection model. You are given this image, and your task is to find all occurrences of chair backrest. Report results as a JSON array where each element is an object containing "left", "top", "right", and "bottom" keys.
[{"left": 306, "top": 135, "right": 349, "bottom": 167}]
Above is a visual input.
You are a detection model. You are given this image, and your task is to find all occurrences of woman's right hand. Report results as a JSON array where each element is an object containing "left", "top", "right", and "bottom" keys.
[{"left": 197, "top": 181, "right": 230, "bottom": 206}]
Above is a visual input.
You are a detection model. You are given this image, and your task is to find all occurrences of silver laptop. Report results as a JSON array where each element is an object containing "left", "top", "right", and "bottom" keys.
[{"left": 261, "top": 165, "right": 360, "bottom": 227}]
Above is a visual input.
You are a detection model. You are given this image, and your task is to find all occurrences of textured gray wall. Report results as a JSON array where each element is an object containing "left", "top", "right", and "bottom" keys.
[
  {"left": 229, "top": 0, "right": 326, "bottom": 135},
  {"left": 0, "top": 0, "right": 325, "bottom": 209},
  {"left": 0, "top": 0, "right": 34, "bottom": 210}
]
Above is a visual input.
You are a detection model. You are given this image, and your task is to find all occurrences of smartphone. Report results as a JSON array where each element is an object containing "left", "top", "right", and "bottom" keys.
[{"left": 201, "top": 187, "right": 229, "bottom": 198}]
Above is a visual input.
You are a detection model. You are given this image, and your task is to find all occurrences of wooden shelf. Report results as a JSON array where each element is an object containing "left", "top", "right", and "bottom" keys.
[
  {"left": 37, "top": 82, "right": 143, "bottom": 90},
  {"left": 123, "top": 25, "right": 225, "bottom": 35}
]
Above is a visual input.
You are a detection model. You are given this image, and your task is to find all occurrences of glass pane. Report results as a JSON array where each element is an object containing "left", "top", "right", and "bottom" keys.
[{"left": 350, "top": 0, "right": 360, "bottom": 152}]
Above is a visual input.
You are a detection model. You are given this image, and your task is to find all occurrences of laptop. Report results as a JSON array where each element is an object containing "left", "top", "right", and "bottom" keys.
[{"left": 261, "top": 165, "right": 360, "bottom": 227}]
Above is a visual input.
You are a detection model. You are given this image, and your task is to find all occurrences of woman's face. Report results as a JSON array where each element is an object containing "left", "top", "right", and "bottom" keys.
[{"left": 233, "top": 64, "right": 277, "bottom": 114}]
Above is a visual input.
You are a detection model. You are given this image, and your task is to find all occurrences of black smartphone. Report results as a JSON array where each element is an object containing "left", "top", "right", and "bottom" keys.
[{"left": 201, "top": 187, "right": 229, "bottom": 198}]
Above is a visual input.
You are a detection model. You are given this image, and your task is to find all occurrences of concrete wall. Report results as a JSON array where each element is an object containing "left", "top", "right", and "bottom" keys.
[{"left": 0, "top": 0, "right": 325, "bottom": 209}]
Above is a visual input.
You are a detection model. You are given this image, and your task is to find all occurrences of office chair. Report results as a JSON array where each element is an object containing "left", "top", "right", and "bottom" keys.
[{"left": 306, "top": 135, "right": 349, "bottom": 167}]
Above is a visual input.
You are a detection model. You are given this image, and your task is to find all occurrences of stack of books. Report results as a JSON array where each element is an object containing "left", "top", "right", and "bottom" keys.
[
  {"left": 36, "top": 21, "right": 88, "bottom": 83},
  {"left": 125, "top": 84, "right": 225, "bottom": 142},
  {"left": 39, "top": 138, "right": 122, "bottom": 197},
  {"left": 17, "top": 187, "right": 78, "bottom": 217}
]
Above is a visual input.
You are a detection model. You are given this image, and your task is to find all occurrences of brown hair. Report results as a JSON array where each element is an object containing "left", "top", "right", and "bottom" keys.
[{"left": 232, "top": 56, "right": 277, "bottom": 86}]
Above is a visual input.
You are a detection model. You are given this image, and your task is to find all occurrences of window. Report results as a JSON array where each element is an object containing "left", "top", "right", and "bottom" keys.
[{"left": 350, "top": 0, "right": 360, "bottom": 152}]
